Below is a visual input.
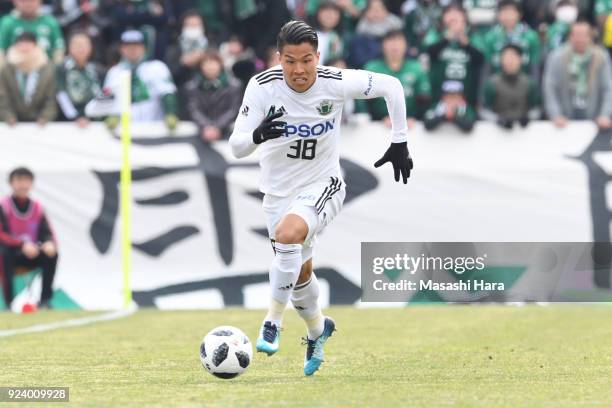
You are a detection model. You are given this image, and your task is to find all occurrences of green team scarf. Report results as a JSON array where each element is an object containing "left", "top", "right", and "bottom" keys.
[
  {"left": 121, "top": 60, "right": 150, "bottom": 103},
  {"left": 199, "top": 72, "right": 228, "bottom": 92},
  {"left": 62, "top": 58, "right": 101, "bottom": 106},
  {"left": 568, "top": 48, "right": 592, "bottom": 108}
]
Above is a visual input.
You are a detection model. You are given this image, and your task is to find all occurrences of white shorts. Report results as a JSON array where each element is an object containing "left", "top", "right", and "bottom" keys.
[{"left": 263, "top": 176, "right": 346, "bottom": 261}]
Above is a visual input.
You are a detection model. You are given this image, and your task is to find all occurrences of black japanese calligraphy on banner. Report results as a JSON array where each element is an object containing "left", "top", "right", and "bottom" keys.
[
  {"left": 0, "top": 122, "right": 608, "bottom": 309},
  {"left": 87, "top": 133, "right": 374, "bottom": 307}
]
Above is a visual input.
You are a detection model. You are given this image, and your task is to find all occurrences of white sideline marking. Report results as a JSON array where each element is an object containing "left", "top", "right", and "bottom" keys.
[{"left": 0, "top": 303, "right": 138, "bottom": 338}]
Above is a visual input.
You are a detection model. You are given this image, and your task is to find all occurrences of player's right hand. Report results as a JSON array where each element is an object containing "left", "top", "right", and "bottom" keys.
[{"left": 252, "top": 111, "right": 286, "bottom": 144}]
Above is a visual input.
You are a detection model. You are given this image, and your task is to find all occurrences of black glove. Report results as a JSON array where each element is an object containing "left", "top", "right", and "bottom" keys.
[
  {"left": 374, "top": 141, "right": 413, "bottom": 184},
  {"left": 252, "top": 110, "right": 286, "bottom": 144}
]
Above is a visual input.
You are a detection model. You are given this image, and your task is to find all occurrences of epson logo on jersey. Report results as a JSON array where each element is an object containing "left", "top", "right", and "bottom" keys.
[
  {"left": 284, "top": 118, "right": 336, "bottom": 138},
  {"left": 296, "top": 194, "right": 317, "bottom": 201}
]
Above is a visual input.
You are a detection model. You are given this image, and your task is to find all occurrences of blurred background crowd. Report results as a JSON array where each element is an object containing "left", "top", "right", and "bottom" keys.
[{"left": 0, "top": 0, "right": 611, "bottom": 141}]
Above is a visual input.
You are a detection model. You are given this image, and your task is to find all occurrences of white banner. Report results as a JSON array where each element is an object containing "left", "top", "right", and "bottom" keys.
[{"left": 0, "top": 121, "right": 609, "bottom": 309}]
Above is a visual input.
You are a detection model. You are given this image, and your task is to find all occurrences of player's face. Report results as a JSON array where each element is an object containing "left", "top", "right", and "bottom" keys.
[
  {"left": 10, "top": 176, "right": 33, "bottom": 199},
  {"left": 279, "top": 43, "right": 320, "bottom": 93}
]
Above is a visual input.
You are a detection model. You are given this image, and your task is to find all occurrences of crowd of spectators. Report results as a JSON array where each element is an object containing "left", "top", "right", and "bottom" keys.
[{"left": 0, "top": 0, "right": 611, "bottom": 139}]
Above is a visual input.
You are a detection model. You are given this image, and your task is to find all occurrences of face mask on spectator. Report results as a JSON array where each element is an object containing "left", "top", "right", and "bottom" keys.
[
  {"left": 182, "top": 27, "right": 205, "bottom": 40},
  {"left": 556, "top": 6, "right": 578, "bottom": 24}
]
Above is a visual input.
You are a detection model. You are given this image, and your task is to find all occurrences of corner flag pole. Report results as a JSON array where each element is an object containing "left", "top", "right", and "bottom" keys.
[{"left": 120, "top": 71, "right": 132, "bottom": 309}]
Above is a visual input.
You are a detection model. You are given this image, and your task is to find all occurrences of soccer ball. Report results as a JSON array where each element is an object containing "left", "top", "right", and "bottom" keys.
[{"left": 199, "top": 326, "right": 252, "bottom": 379}]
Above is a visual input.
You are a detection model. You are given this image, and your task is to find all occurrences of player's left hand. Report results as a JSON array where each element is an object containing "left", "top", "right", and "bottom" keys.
[{"left": 374, "top": 142, "right": 413, "bottom": 184}]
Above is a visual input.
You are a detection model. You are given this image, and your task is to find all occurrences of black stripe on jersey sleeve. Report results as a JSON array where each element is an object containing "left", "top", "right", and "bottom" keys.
[
  {"left": 316, "top": 68, "right": 342, "bottom": 78},
  {"left": 255, "top": 68, "right": 283, "bottom": 81},
  {"left": 256, "top": 75, "right": 284, "bottom": 84},
  {"left": 317, "top": 74, "right": 343, "bottom": 80},
  {"left": 317, "top": 67, "right": 341, "bottom": 73},
  {"left": 258, "top": 75, "right": 284, "bottom": 85}
]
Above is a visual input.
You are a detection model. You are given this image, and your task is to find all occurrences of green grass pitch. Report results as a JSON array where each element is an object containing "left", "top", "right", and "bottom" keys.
[{"left": 1, "top": 306, "right": 611, "bottom": 407}]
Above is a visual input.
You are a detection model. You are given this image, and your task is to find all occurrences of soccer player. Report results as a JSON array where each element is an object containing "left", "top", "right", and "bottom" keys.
[{"left": 229, "top": 21, "right": 413, "bottom": 376}]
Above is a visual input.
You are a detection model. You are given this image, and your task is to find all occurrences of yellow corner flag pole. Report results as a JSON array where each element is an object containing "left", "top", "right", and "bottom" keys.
[{"left": 120, "top": 71, "right": 132, "bottom": 309}]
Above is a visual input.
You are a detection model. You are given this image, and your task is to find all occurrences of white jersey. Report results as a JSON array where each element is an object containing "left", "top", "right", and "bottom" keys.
[
  {"left": 229, "top": 65, "right": 408, "bottom": 197},
  {"left": 86, "top": 60, "right": 176, "bottom": 121}
]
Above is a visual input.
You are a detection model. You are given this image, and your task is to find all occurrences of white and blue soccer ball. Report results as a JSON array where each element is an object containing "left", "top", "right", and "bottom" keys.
[{"left": 200, "top": 326, "right": 252, "bottom": 379}]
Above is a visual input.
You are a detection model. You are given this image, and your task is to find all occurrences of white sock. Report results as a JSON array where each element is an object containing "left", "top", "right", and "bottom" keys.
[
  {"left": 265, "top": 242, "right": 302, "bottom": 327},
  {"left": 291, "top": 273, "right": 324, "bottom": 339},
  {"left": 263, "top": 298, "right": 286, "bottom": 328}
]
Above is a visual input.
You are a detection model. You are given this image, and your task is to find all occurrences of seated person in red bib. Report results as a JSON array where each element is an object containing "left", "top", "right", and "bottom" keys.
[{"left": 0, "top": 167, "right": 58, "bottom": 310}]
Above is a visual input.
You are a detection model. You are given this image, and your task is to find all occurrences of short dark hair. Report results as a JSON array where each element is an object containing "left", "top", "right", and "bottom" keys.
[
  {"left": 68, "top": 29, "right": 91, "bottom": 44},
  {"left": 556, "top": 0, "right": 575, "bottom": 7},
  {"left": 9, "top": 167, "right": 34, "bottom": 182},
  {"left": 569, "top": 18, "right": 593, "bottom": 33},
  {"left": 181, "top": 9, "right": 203, "bottom": 27},
  {"left": 277, "top": 20, "right": 318, "bottom": 52},
  {"left": 14, "top": 31, "right": 37, "bottom": 44},
  {"left": 318, "top": 1, "right": 340, "bottom": 13},
  {"left": 498, "top": 0, "right": 521, "bottom": 13},
  {"left": 501, "top": 43, "right": 523, "bottom": 57},
  {"left": 382, "top": 29, "right": 406, "bottom": 43},
  {"left": 200, "top": 49, "right": 224, "bottom": 67},
  {"left": 441, "top": 3, "right": 467, "bottom": 22}
]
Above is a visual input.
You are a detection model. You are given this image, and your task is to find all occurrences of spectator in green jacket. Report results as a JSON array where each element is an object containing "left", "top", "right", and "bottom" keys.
[
  {"left": 482, "top": 44, "right": 541, "bottom": 129},
  {"left": 544, "top": 0, "right": 579, "bottom": 53},
  {"left": 423, "top": 5, "right": 482, "bottom": 133},
  {"left": 401, "top": 0, "right": 446, "bottom": 54},
  {"left": 483, "top": 0, "right": 540, "bottom": 77},
  {"left": 0, "top": 0, "right": 65, "bottom": 66},
  {"left": 463, "top": 0, "right": 499, "bottom": 43},
  {"left": 56, "top": 32, "right": 104, "bottom": 127},
  {"left": 424, "top": 4, "right": 485, "bottom": 108},
  {"left": 424, "top": 80, "right": 478, "bottom": 132},
  {"left": 364, "top": 30, "right": 430, "bottom": 127}
]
